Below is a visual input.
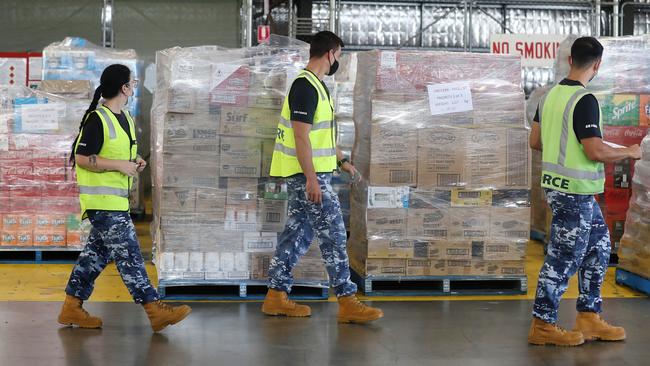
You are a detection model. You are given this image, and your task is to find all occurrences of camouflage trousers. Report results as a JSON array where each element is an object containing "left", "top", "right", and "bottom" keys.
[
  {"left": 533, "top": 189, "right": 611, "bottom": 323},
  {"left": 268, "top": 173, "right": 357, "bottom": 297},
  {"left": 65, "top": 211, "right": 159, "bottom": 304}
]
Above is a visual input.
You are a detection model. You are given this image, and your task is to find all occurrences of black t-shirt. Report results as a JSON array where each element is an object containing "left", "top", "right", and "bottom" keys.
[
  {"left": 75, "top": 107, "right": 134, "bottom": 156},
  {"left": 288, "top": 70, "right": 331, "bottom": 124},
  {"left": 533, "top": 79, "right": 602, "bottom": 142}
]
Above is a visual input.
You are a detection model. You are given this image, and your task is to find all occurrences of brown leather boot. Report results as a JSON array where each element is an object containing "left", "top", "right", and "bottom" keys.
[
  {"left": 143, "top": 300, "right": 192, "bottom": 332},
  {"left": 337, "top": 295, "right": 383, "bottom": 324},
  {"left": 528, "top": 317, "right": 584, "bottom": 346},
  {"left": 261, "top": 289, "right": 311, "bottom": 317},
  {"left": 57, "top": 295, "right": 103, "bottom": 329},
  {"left": 574, "top": 312, "right": 626, "bottom": 341}
]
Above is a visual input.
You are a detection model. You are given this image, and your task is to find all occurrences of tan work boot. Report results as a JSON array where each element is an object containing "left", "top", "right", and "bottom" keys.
[
  {"left": 528, "top": 317, "right": 584, "bottom": 346},
  {"left": 337, "top": 295, "right": 383, "bottom": 324},
  {"left": 261, "top": 289, "right": 311, "bottom": 317},
  {"left": 574, "top": 312, "right": 626, "bottom": 341},
  {"left": 58, "top": 295, "right": 103, "bottom": 329},
  {"left": 143, "top": 300, "right": 192, "bottom": 332}
]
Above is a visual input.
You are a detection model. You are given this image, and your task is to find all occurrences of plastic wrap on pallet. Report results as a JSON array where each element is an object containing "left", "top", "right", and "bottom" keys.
[
  {"left": 151, "top": 36, "right": 329, "bottom": 284},
  {"left": 0, "top": 86, "right": 90, "bottom": 248},
  {"left": 42, "top": 37, "right": 145, "bottom": 212},
  {"left": 527, "top": 86, "right": 551, "bottom": 237},
  {"left": 619, "top": 135, "right": 650, "bottom": 278},
  {"left": 552, "top": 35, "right": 650, "bottom": 256},
  {"left": 349, "top": 50, "right": 530, "bottom": 278}
]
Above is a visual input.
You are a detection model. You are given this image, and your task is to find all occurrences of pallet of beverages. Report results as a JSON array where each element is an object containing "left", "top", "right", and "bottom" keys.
[
  {"left": 150, "top": 36, "right": 332, "bottom": 297},
  {"left": 0, "top": 86, "right": 90, "bottom": 260},
  {"left": 348, "top": 50, "right": 530, "bottom": 295}
]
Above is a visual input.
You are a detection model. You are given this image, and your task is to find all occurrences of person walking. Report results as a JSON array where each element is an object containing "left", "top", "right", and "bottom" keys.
[
  {"left": 528, "top": 37, "right": 641, "bottom": 346},
  {"left": 58, "top": 64, "right": 191, "bottom": 332},
  {"left": 262, "top": 31, "right": 383, "bottom": 324}
]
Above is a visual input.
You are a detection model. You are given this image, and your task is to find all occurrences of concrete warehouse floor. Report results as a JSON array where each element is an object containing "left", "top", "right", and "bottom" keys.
[{"left": 0, "top": 216, "right": 648, "bottom": 366}]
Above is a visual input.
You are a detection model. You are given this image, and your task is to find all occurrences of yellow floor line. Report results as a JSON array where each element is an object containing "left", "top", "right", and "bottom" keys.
[{"left": 0, "top": 236, "right": 643, "bottom": 302}]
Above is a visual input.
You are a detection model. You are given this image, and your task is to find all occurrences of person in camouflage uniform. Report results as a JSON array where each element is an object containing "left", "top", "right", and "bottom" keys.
[
  {"left": 528, "top": 37, "right": 639, "bottom": 346},
  {"left": 268, "top": 173, "right": 357, "bottom": 297},
  {"left": 262, "top": 32, "right": 383, "bottom": 323},
  {"left": 58, "top": 64, "right": 191, "bottom": 332}
]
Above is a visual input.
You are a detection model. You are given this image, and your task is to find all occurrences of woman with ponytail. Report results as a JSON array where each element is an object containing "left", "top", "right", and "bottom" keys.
[{"left": 58, "top": 64, "right": 191, "bottom": 332}]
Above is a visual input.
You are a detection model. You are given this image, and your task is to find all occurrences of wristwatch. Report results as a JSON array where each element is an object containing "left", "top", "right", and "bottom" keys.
[{"left": 337, "top": 157, "right": 350, "bottom": 168}]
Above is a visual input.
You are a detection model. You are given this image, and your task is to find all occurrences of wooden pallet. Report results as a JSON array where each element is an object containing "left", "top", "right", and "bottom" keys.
[
  {"left": 616, "top": 268, "right": 650, "bottom": 296},
  {"left": 157, "top": 279, "right": 329, "bottom": 300},
  {"left": 0, "top": 247, "right": 82, "bottom": 264},
  {"left": 351, "top": 270, "right": 527, "bottom": 297}
]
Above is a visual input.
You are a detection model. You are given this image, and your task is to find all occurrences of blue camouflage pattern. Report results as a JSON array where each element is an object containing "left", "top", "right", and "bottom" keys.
[
  {"left": 533, "top": 189, "right": 611, "bottom": 323},
  {"left": 65, "top": 211, "right": 159, "bottom": 304},
  {"left": 268, "top": 173, "right": 357, "bottom": 297}
]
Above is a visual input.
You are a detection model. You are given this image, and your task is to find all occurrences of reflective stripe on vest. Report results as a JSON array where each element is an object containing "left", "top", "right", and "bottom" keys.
[{"left": 78, "top": 185, "right": 129, "bottom": 198}]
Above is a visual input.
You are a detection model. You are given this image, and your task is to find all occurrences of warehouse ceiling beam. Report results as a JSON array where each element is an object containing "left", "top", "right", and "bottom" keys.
[{"left": 102, "top": 0, "right": 114, "bottom": 48}]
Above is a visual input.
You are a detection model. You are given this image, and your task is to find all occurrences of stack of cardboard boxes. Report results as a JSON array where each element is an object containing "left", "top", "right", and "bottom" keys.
[
  {"left": 42, "top": 38, "right": 145, "bottom": 212},
  {"left": 0, "top": 86, "right": 89, "bottom": 248},
  {"left": 151, "top": 39, "right": 328, "bottom": 284},
  {"left": 349, "top": 50, "right": 530, "bottom": 278},
  {"left": 618, "top": 135, "right": 650, "bottom": 277}
]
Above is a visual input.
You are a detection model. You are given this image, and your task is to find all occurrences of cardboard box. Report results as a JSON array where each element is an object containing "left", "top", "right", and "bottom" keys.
[
  {"left": 366, "top": 208, "right": 407, "bottom": 238},
  {"left": 39, "top": 80, "right": 93, "bottom": 99},
  {"left": 166, "top": 87, "right": 196, "bottom": 113},
  {"left": 428, "top": 241, "right": 473, "bottom": 260},
  {"left": 163, "top": 114, "right": 220, "bottom": 156},
  {"left": 367, "top": 238, "right": 428, "bottom": 259},
  {"left": 162, "top": 154, "right": 220, "bottom": 188},
  {"left": 224, "top": 205, "right": 258, "bottom": 231},
  {"left": 445, "top": 259, "right": 474, "bottom": 276},
  {"left": 202, "top": 231, "right": 244, "bottom": 253},
  {"left": 483, "top": 260, "right": 526, "bottom": 276},
  {"left": 258, "top": 199, "right": 287, "bottom": 232},
  {"left": 364, "top": 258, "right": 407, "bottom": 276},
  {"left": 217, "top": 252, "right": 250, "bottom": 280},
  {"left": 219, "top": 107, "right": 278, "bottom": 138},
  {"left": 1, "top": 231, "right": 18, "bottom": 246},
  {"left": 367, "top": 186, "right": 410, "bottom": 208},
  {"left": 292, "top": 258, "right": 328, "bottom": 281},
  {"left": 482, "top": 241, "right": 527, "bottom": 260},
  {"left": 261, "top": 178, "right": 288, "bottom": 200},
  {"left": 195, "top": 188, "right": 227, "bottom": 216},
  {"left": 408, "top": 190, "right": 451, "bottom": 209},
  {"left": 226, "top": 178, "right": 258, "bottom": 206},
  {"left": 406, "top": 208, "right": 450, "bottom": 239},
  {"left": 220, "top": 137, "right": 262, "bottom": 178},
  {"left": 489, "top": 207, "right": 530, "bottom": 241},
  {"left": 369, "top": 124, "right": 417, "bottom": 186},
  {"left": 450, "top": 189, "right": 493, "bottom": 207},
  {"left": 249, "top": 253, "right": 272, "bottom": 280},
  {"left": 406, "top": 259, "right": 446, "bottom": 276},
  {"left": 418, "top": 127, "right": 465, "bottom": 187},
  {"left": 448, "top": 207, "right": 490, "bottom": 240},
  {"left": 161, "top": 188, "right": 196, "bottom": 213},
  {"left": 173, "top": 252, "right": 190, "bottom": 272},
  {"left": 243, "top": 232, "right": 277, "bottom": 252},
  {"left": 599, "top": 94, "right": 640, "bottom": 126}
]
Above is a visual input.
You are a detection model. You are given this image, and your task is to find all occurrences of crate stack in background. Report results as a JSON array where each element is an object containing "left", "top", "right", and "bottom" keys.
[
  {"left": 554, "top": 35, "right": 650, "bottom": 260},
  {"left": 349, "top": 50, "right": 530, "bottom": 284},
  {"left": 0, "top": 86, "right": 90, "bottom": 250},
  {"left": 42, "top": 37, "right": 145, "bottom": 214},
  {"left": 150, "top": 37, "right": 329, "bottom": 288}
]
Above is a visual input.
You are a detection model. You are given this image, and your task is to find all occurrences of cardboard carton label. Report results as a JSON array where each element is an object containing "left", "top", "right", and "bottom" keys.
[
  {"left": 367, "top": 186, "right": 409, "bottom": 208},
  {"left": 450, "top": 189, "right": 492, "bottom": 207}
]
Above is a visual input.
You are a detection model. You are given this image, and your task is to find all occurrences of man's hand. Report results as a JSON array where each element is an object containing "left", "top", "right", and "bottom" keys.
[
  {"left": 135, "top": 156, "right": 147, "bottom": 173},
  {"left": 306, "top": 175, "right": 322, "bottom": 204},
  {"left": 341, "top": 161, "right": 361, "bottom": 183},
  {"left": 626, "top": 144, "right": 642, "bottom": 160}
]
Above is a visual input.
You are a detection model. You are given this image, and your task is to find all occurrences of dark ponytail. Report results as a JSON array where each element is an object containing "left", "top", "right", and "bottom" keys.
[{"left": 68, "top": 64, "right": 131, "bottom": 166}]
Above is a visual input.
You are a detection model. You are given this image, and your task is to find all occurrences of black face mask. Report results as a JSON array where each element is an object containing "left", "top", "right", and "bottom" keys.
[{"left": 327, "top": 52, "right": 339, "bottom": 76}]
